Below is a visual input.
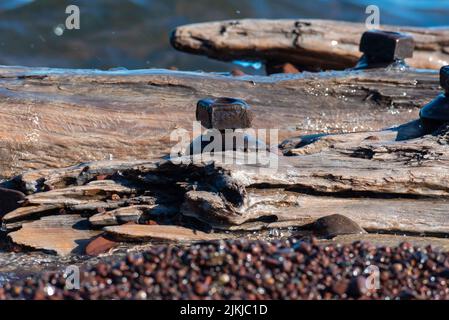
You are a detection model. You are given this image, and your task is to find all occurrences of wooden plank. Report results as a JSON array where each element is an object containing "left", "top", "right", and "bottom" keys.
[
  {"left": 0, "top": 65, "right": 439, "bottom": 178},
  {"left": 89, "top": 205, "right": 155, "bottom": 226},
  {"left": 4, "top": 120, "right": 449, "bottom": 238},
  {"left": 8, "top": 215, "right": 100, "bottom": 255},
  {"left": 104, "top": 224, "right": 227, "bottom": 242},
  {"left": 171, "top": 19, "right": 449, "bottom": 71}
]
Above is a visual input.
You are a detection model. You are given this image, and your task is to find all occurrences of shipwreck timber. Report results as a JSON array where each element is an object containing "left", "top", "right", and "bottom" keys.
[{"left": 2, "top": 18, "right": 449, "bottom": 256}]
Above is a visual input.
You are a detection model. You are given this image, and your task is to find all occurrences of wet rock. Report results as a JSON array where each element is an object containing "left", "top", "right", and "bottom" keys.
[
  {"left": 0, "top": 187, "right": 25, "bottom": 218},
  {"left": 3, "top": 238, "right": 449, "bottom": 300},
  {"left": 347, "top": 276, "right": 368, "bottom": 298},
  {"left": 312, "top": 214, "right": 366, "bottom": 238},
  {"left": 231, "top": 69, "right": 245, "bottom": 76},
  {"left": 332, "top": 280, "right": 349, "bottom": 295}
]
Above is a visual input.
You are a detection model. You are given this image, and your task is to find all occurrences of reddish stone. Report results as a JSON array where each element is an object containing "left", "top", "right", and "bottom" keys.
[
  {"left": 231, "top": 69, "right": 245, "bottom": 76},
  {"left": 85, "top": 235, "right": 118, "bottom": 256}
]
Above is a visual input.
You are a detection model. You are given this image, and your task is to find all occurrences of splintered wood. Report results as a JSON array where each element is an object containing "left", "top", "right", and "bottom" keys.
[
  {"left": 0, "top": 65, "right": 441, "bottom": 178},
  {"left": 2, "top": 119, "right": 449, "bottom": 254}
]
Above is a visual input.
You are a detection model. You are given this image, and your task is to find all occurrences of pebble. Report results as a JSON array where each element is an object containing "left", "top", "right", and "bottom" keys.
[
  {"left": 2, "top": 238, "right": 449, "bottom": 300},
  {"left": 312, "top": 214, "right": 366, "bottom": 238}
]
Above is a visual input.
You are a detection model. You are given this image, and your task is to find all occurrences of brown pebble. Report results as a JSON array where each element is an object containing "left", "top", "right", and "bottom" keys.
[
  {"left": 3, "top": 238, "right": 449, "bottom": 300},
  {"left": 312, "top": 214, "right": 366, "bottom": 238},
  {"left": 194, "top": 282, "right": 209, "bottom": 296},
  {"left": 332, "top": 279, "right": 349, "bottom": 296},
  {"left": 392, "top": 263, "right": 403, "bottom": 273},
  {"left": 347, "top": 276, "right": 367, "bottom": 298},
  {"left": 231, "top": 69, "right": 245, "bottom": 76}
]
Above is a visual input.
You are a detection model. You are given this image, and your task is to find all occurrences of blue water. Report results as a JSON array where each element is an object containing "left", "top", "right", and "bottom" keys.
[{"left": 0, "top": 0, "right": 448, "bottom": 72}]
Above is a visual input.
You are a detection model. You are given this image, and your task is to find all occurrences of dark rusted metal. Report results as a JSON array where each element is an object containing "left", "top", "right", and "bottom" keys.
[
  {"left": 420, "top": 66, "right": 449, "bottom": 131},
  {"left": 440, "top": 66, "right": 449, "bottom": 94},
  {"left": 196, "top": 97, "right": 253, "bottom": 130},
  {"left": 354, "top": 30, "right": 414, "bottom": 69},
  {"left": 189, "top": 97, "right": 266, "bottom": 154}
]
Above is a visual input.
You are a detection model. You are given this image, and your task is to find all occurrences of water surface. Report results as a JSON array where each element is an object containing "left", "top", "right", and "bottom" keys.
[{"left": 0, "top": 0, "right": 448, "bottom": 72}]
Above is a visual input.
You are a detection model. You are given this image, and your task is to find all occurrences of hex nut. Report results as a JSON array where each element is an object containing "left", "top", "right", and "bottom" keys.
[
  {"left": 196, "top": 97, "right": 253, "bottom": 130},
  {"left": 359, "top": 30, "right": 414, "bottom": 62}
]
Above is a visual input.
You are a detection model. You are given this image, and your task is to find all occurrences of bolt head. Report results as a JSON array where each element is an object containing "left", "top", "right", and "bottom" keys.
[
  {"left": 359, "top": 30, "right": 414, "bottom": 62},
  {"left": 196, "top": 97, "right": 253, "bottom": 130},
  {"left": 420, "top": 94, "right": 449, "bottom": 122},
  {"left": 440, "top": 66, "right": 449, "bottom": 94}
]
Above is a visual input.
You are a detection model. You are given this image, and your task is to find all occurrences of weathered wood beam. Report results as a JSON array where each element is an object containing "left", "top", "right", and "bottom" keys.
[
  {"left": 4, "top": 120, "right": 449, "bottom": 238},
  {"left": 171, "top": 19, "right": 449, "bottom": 71},
  {"left": 8, "top": 215, "right": 101, "bottom": 256},
  {"left": 0, "top": 66, "right": 440, "bottom": 178},
  {"left": 104, "top": 224, "right": 227, "bottom": 242}
]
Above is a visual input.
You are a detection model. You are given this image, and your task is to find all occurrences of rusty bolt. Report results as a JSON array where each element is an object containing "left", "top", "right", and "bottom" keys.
[
  {"left": 354, "top": 30, "right": 414, "bottom": 70},
  {"left": 359, "top": 30, "right": 414, "bottom": 63},
  {"left": 440, "top": 66, "right": 449, "bottom": 94},
  {"left": 419, "top": 66, "right": 449, "bottom": 132},
  {"left": 196, "top": 97, "right": 253, "bottom": 130}
]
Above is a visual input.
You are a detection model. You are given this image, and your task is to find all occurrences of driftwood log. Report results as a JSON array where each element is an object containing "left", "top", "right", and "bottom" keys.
[
  {"left": 0, "top": 65, "right": 441, "bottom": 179},
  {"left": 3, "top": 116, "right": 449, "bottom": 254},
  {"left": 171, "top": 19, "right": 449, "bottom": 71}
]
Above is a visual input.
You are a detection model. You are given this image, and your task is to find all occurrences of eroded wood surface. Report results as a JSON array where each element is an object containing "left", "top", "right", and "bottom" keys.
[
  {"left": 171, "top": 19, "right": 449, "bottom": 71},
  {"left": 8, "top": 215, "right": 101, "bottom": 256},
  {"left": 0, "top": 65, "right": 440, "bottom": 178},
  {"left": 2, "top": 117, "right": 449, "bottom": 255},
  {"left": 104, "top": 224, "right": 227, "bottom": 242}
]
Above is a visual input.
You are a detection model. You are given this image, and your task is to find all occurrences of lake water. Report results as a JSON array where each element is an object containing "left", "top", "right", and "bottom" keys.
[{"left": 0, "top": 0, "right": 448, "bottom": 72}]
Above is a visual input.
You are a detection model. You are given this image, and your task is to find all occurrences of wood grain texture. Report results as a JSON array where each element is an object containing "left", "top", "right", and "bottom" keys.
[
  {"left": 104, "top": 224, "right": 226, "bottom": 242},
  {"left": 0, "top": 65, "right": 440, "bottom": 178},
  {"left": 4, "top": 119, "right": 449, "bottom": 236},
  {"left": 8, "top": 215, "right": 100, "bottom": 255}
]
